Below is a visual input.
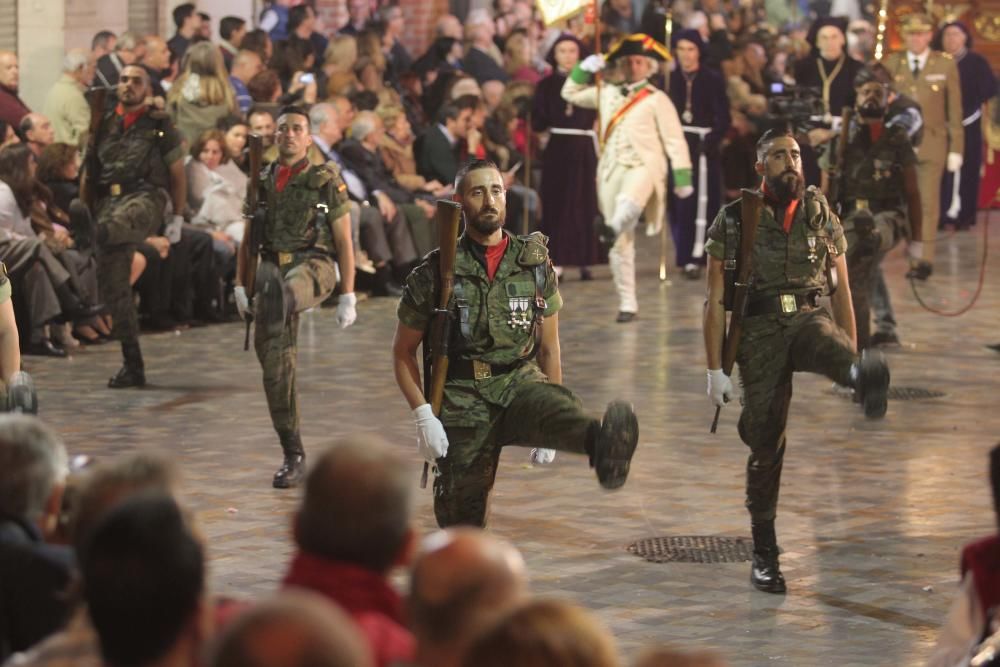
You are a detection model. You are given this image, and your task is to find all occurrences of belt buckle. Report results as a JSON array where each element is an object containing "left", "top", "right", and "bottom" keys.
[
  {"left": 780, "top": 294, "right": 797, "bottom": 314},
  {"left": 472, "top": 360, "right": 492, "bottom": 380},
  {"left": 278, "top": 252, "right": 294, "bottom": 267},
  {"left": 856, "top": 198, "right": 869, "bottom": 211},
  {"left": 110, "top": 183, "right": 122, "bottom": 197}
]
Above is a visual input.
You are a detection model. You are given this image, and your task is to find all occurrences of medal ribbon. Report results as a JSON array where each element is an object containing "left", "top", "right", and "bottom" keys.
[{"left": 602, "top": 87, "right": 653, "bottom": 144}]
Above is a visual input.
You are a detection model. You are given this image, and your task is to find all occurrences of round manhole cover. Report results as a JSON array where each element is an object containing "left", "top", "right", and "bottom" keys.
[
  {"left": 828, "top": 385, "right": 945, "bottom": 401},
  {"left": 627, "top": 536, "right": 754, "bottom": 564}
]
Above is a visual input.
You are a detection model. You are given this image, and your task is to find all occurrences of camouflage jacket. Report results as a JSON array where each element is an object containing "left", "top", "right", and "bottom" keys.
[
  {"left": 254, "top": 159, "right": 351, "bottom": 254},
  {"left": 397, "top": 231, "right": 562, "bottom": 424},
  {"left": 705, "top": 186, "right": 847, "bottom": 299},
  {"left": 94, "top": 107, "right": 185, "bottom": 191},
  {"left": 821, "top": 121, "right": 917, "bottom": 212}
]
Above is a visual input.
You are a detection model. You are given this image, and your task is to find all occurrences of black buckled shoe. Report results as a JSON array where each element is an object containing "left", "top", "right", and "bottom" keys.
[
  {"left": 25, "top": 338, "right": 68, "bottom": 358},
  {"left": 856, "top": 349, "right": 889, "bottom": 419},
  {"left": 751, "top": 550, "right": 787, "bottom": 594},
  {"left": 108, "top": 364, "right": 146, "bottom": 388},
  {"left": 592, "top": 401, "right": 639, "bottom": 490},
  {"left": 273, "top": 453, "right": 306, "bottom": 489},
  {"left": 616, "top": 311, "right": 637, "bottom": 323},
  {"left": 869, "top": 331, "right": 900, "bottom": 348}
]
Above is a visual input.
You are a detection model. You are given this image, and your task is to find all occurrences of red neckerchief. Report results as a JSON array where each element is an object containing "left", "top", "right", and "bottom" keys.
[
  {"left": 485, "top": 234, "right": 509, "bottom": 281},
  {"left": 275, "top": 158, "right": 309, "bottom": 193},
  {"left": 761, "top": 181, "right": 801, "bottom": 234},
  {"left": 115, "top": 103, "right": 147, "bottom": 131},
  {"left": 868, "top": 121, "right": 884, "bottom": 143}
]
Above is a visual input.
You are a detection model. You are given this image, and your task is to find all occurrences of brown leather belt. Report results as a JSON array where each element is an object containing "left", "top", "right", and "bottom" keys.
[
  {"left": 746, "top": 291, "right": 820, "bottom": 317},
  {"left": 260, "top": 248, "right": 328, "bottom": 268},
  {"left": 448, "top": 359, "right": 524, "bottom": 381}
]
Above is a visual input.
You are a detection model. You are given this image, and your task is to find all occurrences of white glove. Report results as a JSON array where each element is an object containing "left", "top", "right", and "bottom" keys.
[
  {"left": 165, "top": 214, "right": 183, "bottom": 244},
  {"left": 233, "top": 285, "right": 251, "bottom": 320},
  {"left": 579, "top": 54, "right": 606, "bottom": 74},
  {"left": 336, "top": 292, "right": 357, "bottom": 329},
  {"left": 947, "top": 152, "right": 963, "bottom": 173},
  {"left": 674, "top": 185, "right": 694, "bottom": 199},
  {"left": 907, "top": 240, "right": 924, "bottom": 261},
  {"left": 413, "top": 403, "right": 449, "bottom": 463},
  {"left": 707, "top": 368, "right": 734, "bottom": 408},
  {"left": 530, "top": 448, "right": 556, "bottom": 464}
]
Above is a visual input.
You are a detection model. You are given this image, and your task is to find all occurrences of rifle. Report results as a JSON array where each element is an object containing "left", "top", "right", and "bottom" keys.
[
  {"left": 236, "top": 134, "right": 265, "bottom": 351},
  {"left": 79, "top": 86, "right": 108, "bottom": 214},
  {"left": 420, "top": 199, "right": 463, "bottom": 488},
  {"left": 710, "top": 188, "right": 763, "bottom": 433},
  {"left": 826, "top": 106, "right": 853, "bottom": 214}
]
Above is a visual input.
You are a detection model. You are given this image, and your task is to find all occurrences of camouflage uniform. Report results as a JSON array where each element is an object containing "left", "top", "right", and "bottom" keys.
[
  {"left": 252, "top": 158, "right": 351, "bottom": 456},
  {"left": 822, "top": 122, "right": 917, "bottom": 349},
  {"left": 398, "top": 232, "right": 600, "bottom": 528},
  {"left": 705, "top": 187, "right": 856, "bottom": 523},
  {"left": 92, "top": 108, "right": 184, "bottom": 342}
]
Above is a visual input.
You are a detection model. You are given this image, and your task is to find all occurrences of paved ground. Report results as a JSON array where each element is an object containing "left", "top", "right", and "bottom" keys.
[{"left": 30, "top": 213, "right": 1000, "bottom": 665}]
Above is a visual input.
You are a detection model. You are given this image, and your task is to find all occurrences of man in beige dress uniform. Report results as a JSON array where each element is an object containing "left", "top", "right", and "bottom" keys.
[
  {"left": 562, "top": 34, "right": 693, "bottom": 322},
  {"left": 883, "top": 13, "right": 964, "bottom": 264}
]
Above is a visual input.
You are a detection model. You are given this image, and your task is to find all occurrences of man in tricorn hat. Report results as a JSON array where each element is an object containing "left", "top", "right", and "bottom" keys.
[
  {"left": 883, "top": 13, "right": 963, "bottom": 266},
  {"left": 561, "top": 33, "right": 693, "bottom": 323}
]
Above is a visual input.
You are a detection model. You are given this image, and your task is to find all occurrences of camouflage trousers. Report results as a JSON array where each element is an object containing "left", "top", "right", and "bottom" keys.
[
  {"left": 434, "top": 380, "right": 598, "bottom": 528},
  {"left": 96, "top": 191, "right": 167, "bottom": 341},
  {"left": 843, "top": 209, "right": 903, "bottom": 350},
  {"left": 254, "top": 257, "right": 337, "bottom": 452},
  {"left": 736, "top": 308, "right": 857, "bottom": 523}
]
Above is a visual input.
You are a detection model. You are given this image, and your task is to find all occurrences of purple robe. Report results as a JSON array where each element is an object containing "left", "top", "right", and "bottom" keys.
[{"left": 532, "top": 71, "right": 604, "bottom": 267}]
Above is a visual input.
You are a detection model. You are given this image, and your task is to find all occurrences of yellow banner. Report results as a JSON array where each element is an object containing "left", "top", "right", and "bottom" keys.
[{"left": 537, "top": 0, "right": 588, "bottom": 27}]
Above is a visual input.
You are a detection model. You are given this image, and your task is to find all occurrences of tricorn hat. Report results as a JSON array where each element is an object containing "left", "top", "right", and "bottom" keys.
[
  {"left": 901, "top": 13, "right": 934, "bottom": 34},
  {"left": 606, "top": 33, "right": 671, "bottom": 62}
]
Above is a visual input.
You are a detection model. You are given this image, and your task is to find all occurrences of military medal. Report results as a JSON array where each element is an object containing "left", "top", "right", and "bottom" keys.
[
  {"left": 807, "top": 236, "right": 818, "bottom": 263},
  {"left": 507, "top": 296, "right": 534, "bottom": 331}
]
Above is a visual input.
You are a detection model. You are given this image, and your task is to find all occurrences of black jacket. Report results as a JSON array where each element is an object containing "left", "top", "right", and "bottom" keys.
[{"left": 338, "top": 139, "right": 412, "bottom": 204}]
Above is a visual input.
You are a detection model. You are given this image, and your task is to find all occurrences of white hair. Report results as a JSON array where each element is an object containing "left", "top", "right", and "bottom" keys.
[
  {"left": 63, "top": 48, "right": 89, "bottom": 73},
  {"left": 0, "top": 416, "right": 68, "bottom": 521},
  {"left": 309, "top": 103, "right": 336, "bottom": 129},
  {"left": 350, "top": 111, "right": 378, "bottom": 142},
  {"left": 466, "top": 8, "right": 493, "bottom": 27}
]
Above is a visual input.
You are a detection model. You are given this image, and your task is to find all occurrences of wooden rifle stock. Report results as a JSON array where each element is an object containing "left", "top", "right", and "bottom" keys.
[
  {"left": 80, "top": 87, "right": 108, "bottom": 213},
  {"left": 237, "top": 134, "right": 264, "bottom": 351},
  {"left": 711, "top": 189, "right": 763, "bottom": 433},
  {"left": 420, "top": 199, "right": 463, "bottom": 488},
  {"left": 827, "top": 107, "right": 853, "bottom": 213}
]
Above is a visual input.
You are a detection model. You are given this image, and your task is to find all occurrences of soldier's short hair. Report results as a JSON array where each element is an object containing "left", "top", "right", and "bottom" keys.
[
  {"left": 277, "top": 105, "right": 310, "bottom": 127},
  {"left": 455, "top": 158, "right": 502, "bottom": 193},
  {"left": 853, "top": 63, "right": 892, "bottom": 90},
  {"left": 755, "top": 127, "right": 796, "bottom": 163}
]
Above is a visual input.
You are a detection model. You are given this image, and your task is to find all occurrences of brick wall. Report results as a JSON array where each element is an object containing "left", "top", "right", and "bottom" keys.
[{"left": 315, "top": 0, "right": 449, "bottom": 60}]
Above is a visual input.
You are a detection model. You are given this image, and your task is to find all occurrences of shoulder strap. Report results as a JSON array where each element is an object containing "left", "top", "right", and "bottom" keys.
[{"left": 723, "top": 204, "right": 739, "bottom": 311}]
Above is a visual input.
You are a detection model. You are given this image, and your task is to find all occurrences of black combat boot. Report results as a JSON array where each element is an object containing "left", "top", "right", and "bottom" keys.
[
  {"left": 108, "top": 340, "right": 146, "bottom": 388},
  {"left": 590, "top": 401, "right": 639, "bottom": 489},
  {"left": 750, "top": 521, "right": 786, "bottom": 594},
  {"left": 273, "top": 432, "right": 306, "bottom": 489},
  {"left": 854, "top": 348, "right": 889, "bottom": 419}
]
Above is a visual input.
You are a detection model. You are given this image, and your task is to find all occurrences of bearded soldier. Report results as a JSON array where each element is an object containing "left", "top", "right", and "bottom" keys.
[
  {"left": 234, "top": 105, "right": 357, "bottom": 489},
  {"left": 703, "top": 129, "right": 890, "bottom": 593},
  {"left": 561, "top": 33, "right": 693, "bottom": 322},
  {"left": 393, "top": 159, "right": 640, "bottom": 528}
]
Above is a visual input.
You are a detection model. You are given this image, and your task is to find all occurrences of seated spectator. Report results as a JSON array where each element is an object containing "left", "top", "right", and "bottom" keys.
[
  {"left": 634, "top": 647, "right": 730, "bottom": 667},
  {"left": 212, "top": 591, "right": 373, "bottom": 667},
  {"left": 217, "top": 115, "right": 250, "bottom": 172},
  {"left": 462, "top": 10, "right": 509, "bottom": 85},
  {"left": 5, "top": 453, "right": 179, "bottom": 667},
  {"left": 461, "top": 599, "right": 621, "bottom": 667},
  {"left": 0, "top": 51, "right": 30, "bottom": 127},
  {"left": 186, "top": 128, "right": 246, "bottom": 275},
  {"left": 35, "top": 143, "right": 84, "bottom": 233},
  {"left": 81, "top": 494, "right": 210, "bottom": 667},
  {"left": 409, "top": 528, "right": 529, "bottom": 667},
  {"left": 229, "top": 50, "right": 264, "bottom": 115},
  {"left": 0, "top": 120, "right": 18, "bottom": 148},
  {"left": 341, "top": 0, "right": 371, "bottom": 36},
  {"left": 167, "top": 42, "right": 239, "bottom": 146},
  {"left": 504, "top": 31, "right": 543, "bottom": 84},
  {"left": 281, "top": 436, "right": 416, "bottom": 667},
  {"left": 92, "top": 31, "right": 145, "bottom": 89},
  {"left": 288, "top": 5, "right": 329, "bottom": 68},
  {"left": 19, "top": 113, "right": 54, "bottom": 158},
  {"left": 378, "top": 3, "right": 412, "bottom": 77},
  {"left": 241, "top": 29, "right": 274, "bottom": 65},
  {"left": 411, "top": 36, "right": 463, "bottom": 90},
  {"left": 248, "top": 107, "right": 277, "bottom": 147},
  {"left": 218, "top": 16, "right": 247, "bottom": 71},
  {"left": 271, "top": 38, "right": 320, "bottom": 103},
  {"left": 416, "top": 100, "right": 473, "bottom": 186},
  {"left": 398, "top": 72, "right": 429, "bottom": 134},
  {"left": 42, "top": 49, "right": 91, "bottom": 147},
  {"left": 0, "top": 415, "right": 73, "bottom": 661},
  {"left": 377, "top": 105, "right": 450, "bottom": 197}
]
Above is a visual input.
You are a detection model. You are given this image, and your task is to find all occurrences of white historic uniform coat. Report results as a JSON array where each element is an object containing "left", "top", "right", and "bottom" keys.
[{"left": 562, "top": 72, "right": 691, "bottom": 313}]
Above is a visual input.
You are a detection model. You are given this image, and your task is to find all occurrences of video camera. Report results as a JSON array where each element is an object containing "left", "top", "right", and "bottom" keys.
[{"left": 764, "top": 83, "right": 842, "bottom": 134}]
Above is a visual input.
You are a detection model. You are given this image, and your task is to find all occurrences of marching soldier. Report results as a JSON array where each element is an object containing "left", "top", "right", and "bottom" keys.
[
  {"left": 703, "top": 129, "right": 890, "bottom": 594},
  {"left": 821, "top": 67, "right": 929, "bottom": 350},
  {"left": 883, "top": 13, "right": 964, "bottom": 263},
  {"left": 392, "top": 159, "right": 640, "bottom": 528},
  {"left": 234, "top": 105, "right": 357, "bottom": 489},
  {"left": 84, "top": 65, "right": 186, "bottom": 388},
  {"left": 561, "top": 33, "right": 693, "bottom": 322}
]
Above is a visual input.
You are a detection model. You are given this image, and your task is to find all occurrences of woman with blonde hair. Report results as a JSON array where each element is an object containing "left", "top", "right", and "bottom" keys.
[
  {"left": 377, "top": 105, "right": 449, "bottom": 197},
  {"left": 167, "top": 41, "right": 238, "bottom": 145}
]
